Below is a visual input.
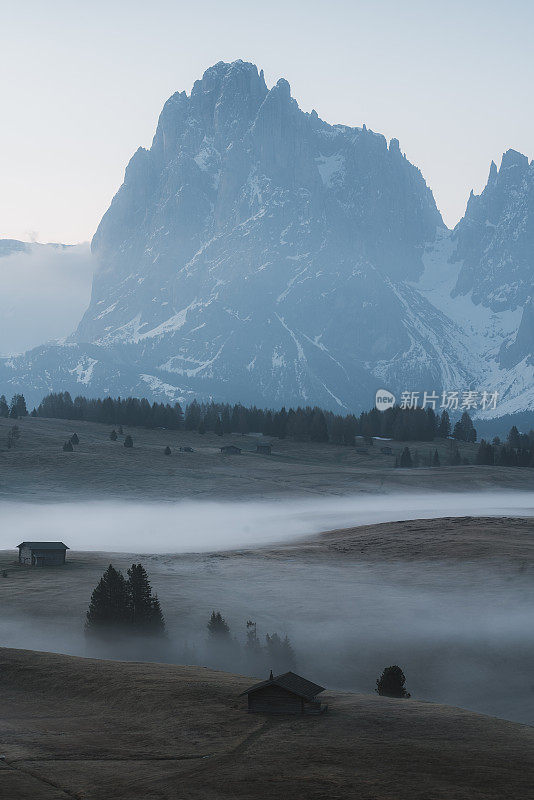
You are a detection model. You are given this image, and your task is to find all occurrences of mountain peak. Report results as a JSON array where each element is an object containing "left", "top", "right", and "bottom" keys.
[
  {"left": 500, "top": 148, "right": 529, "bottom": 171},
  {"left": 196, "top": 59, "right": 266, "bottom": 88}
]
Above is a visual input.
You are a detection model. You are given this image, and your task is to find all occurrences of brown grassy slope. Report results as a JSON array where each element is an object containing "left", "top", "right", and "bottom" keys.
[
  {"left": 289, "top": 515, "right": 534, "bottom": 563},
  {"left": 1, "top": 415, "right": 532, "bottom": 500},
  {"left": 1, "top": 648, "right": 533, "bottom": 800}
]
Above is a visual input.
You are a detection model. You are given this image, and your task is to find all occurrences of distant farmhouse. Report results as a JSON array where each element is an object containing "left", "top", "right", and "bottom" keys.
[
  {"left": 220, "top": 445, "right": 242, "bottom": 455},
  {"left": 256, "top": 443, "right": 272, "bottom": 455},
  {"left": 18, "top": 542, "right": 69, "bottom": 567},
  {"left": 241, "top": 671, "right": 326, "bottom": 715}
]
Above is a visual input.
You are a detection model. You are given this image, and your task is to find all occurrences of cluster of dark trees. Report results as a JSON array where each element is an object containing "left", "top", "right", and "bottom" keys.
[
  {"left": 476, "top": 426, "right": 534, "bottom": 467},
  {"left": 0, "top": 394, "right": 28, "bottom": 419},
  {"left": 85, "top": 564, "right": 166, "bottom": 639},
  {"left": 8, "top": 391, "right": 534, "bottom": 465},
  {"left": 34, "top": 391, "right": 479, "bottom": 444},
  {"left": 85, "top": 566, "right": 296, "bottom": 674},
  {"left": 396, "top": 444, "right": 467, "bottom": 468},
  {"left": 207, "top": 613, "right": 297, "bottom": 675},
  {"left": 62, "top": 432, "right": 79, "bottom": 452}
]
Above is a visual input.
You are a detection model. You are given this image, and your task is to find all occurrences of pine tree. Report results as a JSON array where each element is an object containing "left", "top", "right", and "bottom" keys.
[
  {"left": 0, "top": 395, "right": 8, "bottom": 418},
  {"left": 265, "top": 632, "right": 297, "bottom": 673},
  {"left": 185, "top": 400, "right": 201, "bottom": 430},
  {"left": 376, "top": 665, "right": 410, "bottom": 698},
  {"left": 244, "top": 620, "right": 264, "bottom": 674},
  {"left": 310, "top": 409, "right": 329, "bottom": 442},
  {"left": 110, "top": 430, "right": 118, "bottom": 441},
  {"left": 126, "top": 563, "right": 166, "bottom": 636},
  {"left": 460, "top": 411, "right": 476, "bottom": 443},
  {"left": 399, "top": 447, "right": 412, "bottom": 468},
  {"left": 164, "top": 445, "right": 171, "bottom": 455},
  {"left": 453, "top": 412, "right": 476, "bottom": 443},
  {"left": 281, "top": 635, "right": 297, "bottom": 671},
  {"left": 9, "top": 394, "right": 28, "bottom": 419},
  {"left": 207, "top": 611, "right": 230, "bottom": 639},
  {"left": 85, "top": 565, "right": 130, "bottom": 637},
  {"left": 450, "top": 446, "right": 462, "bottom": 466},
  {"left": 476, "top": 440, "right": 494, "bottom": 465},
  {"left": 432, "top": 449, "right": 440, "bottom": 466},
  {"left": 508, "top": 425, "right": 521, "bottom": 449},
  {"left": 70, "top": 433, "right": 79, "bottom": 445},
  {"left": 221, "top": 407, "right": 232, "bottom": 434},
  {"left": 7, "top": 425, "right": 21, "bottom": 449},
  {"left": 438, "top": 410, "right": 451, "bottom": 438},
  {"left": 452, "top": 421, "right": 464, "bottom": 440},
  {"left": 214, "top": 416, "right": 224, "bottom": 436},
  {"left": 62, "top": 440, "right": 74, "bottom": 452},
  {"left": 124, "top": 435, "right": 133, "bottom": 448}
]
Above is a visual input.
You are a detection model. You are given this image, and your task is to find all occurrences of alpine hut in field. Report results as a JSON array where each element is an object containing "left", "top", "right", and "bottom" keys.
[
  {"left": 241, "top": 671, "right": 326, "bottom": 715},
  {"left": 17, "top": 542, "right": 69, "bottom": 567},
  {"left": 256, "top": 442, "right": 272, "bottom": 455},
  {"left": 220, "top": 445, "right": 242, "bottom": 455}
]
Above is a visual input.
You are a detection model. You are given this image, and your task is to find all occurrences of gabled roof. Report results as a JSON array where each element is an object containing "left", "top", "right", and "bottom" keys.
[
  {"left": 17, "top": 542, "right": 69, "bottom": 550},
  {"left": 240, "top": 671, "right": 325, "bottom": 700}
]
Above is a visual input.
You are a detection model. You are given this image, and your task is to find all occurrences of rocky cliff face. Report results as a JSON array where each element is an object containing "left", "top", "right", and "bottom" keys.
[
  {"left": 0, "top": 61, "right": 532, "bottom": 420},
  {"left": 452, "top": 150, "right": 533, "bottom": 310},
  {"left": 70, "top": 60, "right": 446, "bottom": 409}
]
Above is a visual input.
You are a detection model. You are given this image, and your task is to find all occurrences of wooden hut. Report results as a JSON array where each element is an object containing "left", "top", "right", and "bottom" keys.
[
  {"left": 17, "top": 542, "right": 69, "bottom": 566},
  {"left": 256, "top": 443, "right": 272, "bottom": 455},
  {"left": 240, "top": 671, "right": 326, "bottom": 715},
  {"left": 220, "top": 445, "right": 242, "bottom": 455}
]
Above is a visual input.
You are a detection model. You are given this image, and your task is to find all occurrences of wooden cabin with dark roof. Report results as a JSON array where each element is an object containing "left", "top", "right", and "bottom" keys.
[
  {"left": 220, "top": 445, "right": 242, "bottom": 455},
  {"left": 17, "top": 542, "right": 69, "bottom": 567},
  {"left": 240, "top": 671, "right": 326, "bottom": 715},
  {"left": 256, "top": 442, "right": 272, "bottom": 455}
]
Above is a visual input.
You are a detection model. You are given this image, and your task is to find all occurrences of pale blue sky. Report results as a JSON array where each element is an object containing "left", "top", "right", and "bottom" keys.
[{"left": 1, "top": 0, "right": 532, "bottom": 243}]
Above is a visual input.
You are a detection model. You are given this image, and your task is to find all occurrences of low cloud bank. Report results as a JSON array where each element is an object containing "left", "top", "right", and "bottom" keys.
[
  {"left": 1, "top": 491, "right": 533, "bottom": 553},
  {"left": 0, "top": 242, "right": 93, "bottom": 355}
]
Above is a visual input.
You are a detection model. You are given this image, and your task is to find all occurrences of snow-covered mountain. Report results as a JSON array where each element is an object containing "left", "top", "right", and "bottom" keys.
[{"left": 0, "top": 61, "right": 532, "bottom": 421}]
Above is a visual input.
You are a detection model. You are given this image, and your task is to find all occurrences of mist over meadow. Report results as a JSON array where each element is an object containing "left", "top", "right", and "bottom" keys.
[
  {"left": 1, "top": 490, "right": 533, "bottom": 552},
  {"left": 1, "top": 490, "right": 533, "bottom": 725}
]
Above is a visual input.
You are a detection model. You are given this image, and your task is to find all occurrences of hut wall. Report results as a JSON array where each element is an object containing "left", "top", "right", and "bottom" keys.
[
  {"left": 21, "top": 549, "right": 66, "bottom": 566},
  {"left": 33, "top": 550, "right": 66, "bottom": 566},
  {"left": 248, "top": 685, "right": 303, "bottom": 714},
  {"left": 19, "top": 546, "right": 33, "bottom": 564}
]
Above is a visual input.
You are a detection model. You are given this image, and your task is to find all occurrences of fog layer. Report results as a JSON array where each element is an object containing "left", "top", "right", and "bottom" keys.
[
  {"left": 1, "top": 492, "right": 533, "bottom": 726},
  {"left": 1, "top": 491, "right": 533, "bottom": 552},
  {"left": 0, "top": 243, "right": 93, "bottom": 355}
]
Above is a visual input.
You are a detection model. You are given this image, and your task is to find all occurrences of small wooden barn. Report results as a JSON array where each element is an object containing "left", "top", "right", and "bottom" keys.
[
  {"left": 17, "top": 542, "right": 69, "bottom": 567},
  {"left": 220, "top": 445, "right": 242, "bottom": 455},
  {"left": 240, "top": 671, "right": 326, "bottom": 715},
  {"left": 256, "top": 443, "right": 272, "bottom": 455}
]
